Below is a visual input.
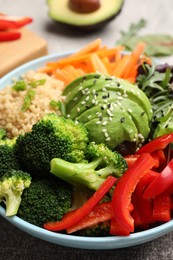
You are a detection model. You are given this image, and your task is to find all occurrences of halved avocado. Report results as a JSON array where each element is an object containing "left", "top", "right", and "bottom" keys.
[{"left": 47, "top": 0, "right": 124, "bottom": 31}]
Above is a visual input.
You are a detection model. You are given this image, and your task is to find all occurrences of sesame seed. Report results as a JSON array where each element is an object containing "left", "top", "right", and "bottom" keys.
[
  {"left": 96, "top": 121, "right": 101, "bottom": 124},
  {"left": 73, "top": 96, "right": 78, "bottom": 101},
  {"left": 77, "top": 107, "right": 80, "bottom": 112},
  {"left": 88, "top": 115, "right": 92, "bottom": 119},
  {"left": 85, "top": 96, "right": 90, "bottom": 101},
  {"left": 67, "top": 114, "right": 71, "bottom": 118},
  {"left": 92, "top": 89, "right": 96, "bottom": 95},
  {"left": 106, "top": 137, "right": 111, "bottom": 142},
  {"left": 102, "top": 128, "right": 107, "bottom": 132},
  {"left": 109, "top": 117, "right": 113, "bottom": 122},
  {"left": 104, "top": 132, "right": 109, "bottom": 138},
  {"left": 92, "top": 99, "right": 96, "bottom": 104},
  {"left": 102, "top": 87, "right": 107, "bottom": 91},
  {"left": 127, "top": 109, "right": 132, "bottom": 113},
  {"left": 81, "top": 101, "right": 86, "bottom": 105},
  {"left": 102, "top": 121, "right": 107, "bottom": 126}
]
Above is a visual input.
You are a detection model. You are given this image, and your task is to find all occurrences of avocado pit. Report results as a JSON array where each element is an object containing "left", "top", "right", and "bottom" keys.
[{"left": 68, "top": 0, "right": 101, "bottom": 14}]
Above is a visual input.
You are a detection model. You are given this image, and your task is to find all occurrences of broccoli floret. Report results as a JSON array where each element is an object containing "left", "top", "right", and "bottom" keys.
[
  {"left": 0, "top": 128, "right": 7, "bottom": 140},
  {"left": 76, "top": 221, "right": 110, "bottom": 237},
  {"left": 17, "top": 178, "right": 72, "bottom": 227},
  {"left": 0, "top": 169, "right": 31, "bottom": 216},
  {"left": 50, "top": 143, "right": 127, "bottom": 190},
  {"left": 0, "top": 137, "right": 21, "bottom": 178},
  {"left": 15, "top": 113, "right": 89, "bottom": 179}
]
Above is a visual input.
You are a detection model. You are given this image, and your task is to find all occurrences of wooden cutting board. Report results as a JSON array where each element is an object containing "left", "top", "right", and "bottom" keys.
[{"left": 0, "top": 28, "right": 48, "bottom": 77}]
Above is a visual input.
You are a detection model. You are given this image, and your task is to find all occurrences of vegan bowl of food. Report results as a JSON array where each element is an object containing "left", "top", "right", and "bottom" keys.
[{"left": 0, "top": 39, "right": 173, "bottom": 250}]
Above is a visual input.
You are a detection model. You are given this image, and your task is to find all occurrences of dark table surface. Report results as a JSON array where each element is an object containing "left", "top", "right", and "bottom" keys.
[
  {"left": 1, "top": 0, "right": 173, "bottom": 259},
  {"left": 1, "top": 216, "right": 173, "bottom": 260}
]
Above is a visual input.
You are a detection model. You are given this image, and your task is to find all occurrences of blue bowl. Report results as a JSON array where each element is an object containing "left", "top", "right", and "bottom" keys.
[{"left": 0, "top": 52, "right": 173, "bottom": 250}]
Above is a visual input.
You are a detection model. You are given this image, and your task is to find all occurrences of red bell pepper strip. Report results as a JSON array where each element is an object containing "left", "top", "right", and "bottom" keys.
[
  {"left": 0, "top": 15, "right": 32, "bottom": 30},
  {"left": 0, "top": 30, "right": 21, "bottom": 41},
  {"left": 153, "top": 193, "right": 171, "bottom": 222},
  {"left": 111, "top": 153, "right": 155, "bottom": 233},
  {"left": 66, "top": 201, "right": 113, "bottom": 234},
  {"left": 110, "top": 218, "right": 130, "bottom": 236},
  {"left": 151, "top": 149, "right": 167, "bottom": 170},
  {"left": 124, "top": 154, "right": 140, "bottom": 168},
  {"left": 143, "top": 159, "right": 173, "bottom": 199},
  {"left": 136, "top": 133, "right": 173, "bottom": 155},
  {"left": 44, "top": 176, "right": 116, "bottom": 231},
  {"left": 133, "top": 170, "right": 158, "bottom": 225}
]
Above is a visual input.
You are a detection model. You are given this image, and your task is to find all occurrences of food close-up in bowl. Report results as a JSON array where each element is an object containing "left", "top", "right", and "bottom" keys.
[{"left": 0, "top": 37, "right": 173, "bottom": 250}]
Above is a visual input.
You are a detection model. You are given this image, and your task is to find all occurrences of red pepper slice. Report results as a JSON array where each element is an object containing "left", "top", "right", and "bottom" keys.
[
  {"left": 66, "top": 201, "right": 113, "bottom": 234},
  {"left": 111, "top": 153, "right": 155, "bottom": 233},
  {"left": 44, "top": 176, "right": 116, "bottom": 231},
  {"left": 124, "top": 154, "right": 140, "bottom": 168},
  {"left": 153, "top": 193, "right": 171, "bottom": 222},
  {"left": 136, "top": 133, "right": 173, "bottom": 155},
  {"left": 0, "top": 30, "right": 21, "bottom": 41},
  {"left": 110, "top": 218, "right": 130, "bottom": 236},
  {"left": 0, "top": 15, "right": 32, "bottom": 30},
  {"left": 143, "top": 159, "right": 173, "bottom": 199}
]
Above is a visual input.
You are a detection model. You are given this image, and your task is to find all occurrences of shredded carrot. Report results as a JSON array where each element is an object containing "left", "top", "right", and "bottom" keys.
[{"left": 39, "top": 39, "right": 148, "bottom": 86}]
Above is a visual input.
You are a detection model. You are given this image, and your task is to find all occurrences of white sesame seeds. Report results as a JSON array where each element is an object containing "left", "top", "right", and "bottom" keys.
[
  {"left": 85, "top": 96, "right": 90, "bottom": 101},
  {"left": 127, "top": 108, "right": 132, "bottom": 113},
  {"left": 66, "top": 114, "right": 70, "bottom": 118},
  {"left": 96, "top": 121, "right": 101, "bottom": 124},
  {"left": 77, "top": 107, "right": 80, "bottom": 112},
  {"left": 102, "top": 121, "right": 107, "bottom": 126},
  {"left": 106, "top": 137, "right": 111, "bottom": 142},
  {"left": 81, "top": 101, "right": 86, "bottom": 105}
]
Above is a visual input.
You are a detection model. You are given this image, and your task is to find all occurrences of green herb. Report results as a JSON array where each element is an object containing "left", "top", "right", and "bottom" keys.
[
  {"left": 116, "top": 19, "right": 173, "bottom": 57},
  {"left": 49, "top": 100, "right": 66, "bottom": 116},
  {"left": 29, "top": 79, "right": 46, "bottom": 87},
  {"left": 21, "top": 89, "right": 36, "bottom": 112},
  {"left": 123, "top": 34, "right": 173, "bottom": 57},
  {"left": 137, "top": 63, "right": 173, "bottom": 137},
  {"left": 0, "top": 128, "right": 6, "bottom": 140},
  {"left": 12, "top": 81, "right": 27, "bottom": 91},
  {"left": 116, "top": 19, "right": 147, "bottom": 46}
]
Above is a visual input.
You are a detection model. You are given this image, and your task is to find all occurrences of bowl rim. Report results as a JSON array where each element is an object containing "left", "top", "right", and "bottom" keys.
[{"left": 0, "top": 51, "right": 173, "bottom": 249}]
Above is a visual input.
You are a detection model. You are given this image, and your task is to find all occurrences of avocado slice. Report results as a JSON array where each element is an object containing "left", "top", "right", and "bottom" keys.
[
  {"left": 76, "top": 97, "right": 150, "bottom": 140},
  {"left": 84, "top": 107, "right": 138, "bottom": 150},
  {"left": 47, "top": 0, "right": 124, "bottom": 31},
  {"left": 64, "top": 74, "right": 152, "bottom": 121}
]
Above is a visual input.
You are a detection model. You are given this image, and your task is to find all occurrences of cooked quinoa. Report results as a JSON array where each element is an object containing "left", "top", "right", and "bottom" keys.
[{"left": 0, "top": 70, "right": 65, "bottom": 138}]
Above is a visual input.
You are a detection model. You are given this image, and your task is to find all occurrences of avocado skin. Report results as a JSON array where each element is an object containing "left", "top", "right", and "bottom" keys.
[
  {"left": 63, "top": 73, "right": 152, "bottom": 151},
  {"left": 50, "top": 7, "right": 123, "bottom": 31},
  {"left": 47, "top": 0, "right": 124, "bottom": 32}
]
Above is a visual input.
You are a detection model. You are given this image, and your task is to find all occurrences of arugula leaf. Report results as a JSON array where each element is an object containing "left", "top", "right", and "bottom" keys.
[
  {"left": 116, "top": 19, "right": 146, "bottom": 46},
  {"left": 124, "top": 34, "right": 173, "bottom": 56},
  {"left": 116, "top": 19, "right": 173, "bottom": 56},
  {"left": 137, "top": 63, "right": 173, "bottom": 137}
]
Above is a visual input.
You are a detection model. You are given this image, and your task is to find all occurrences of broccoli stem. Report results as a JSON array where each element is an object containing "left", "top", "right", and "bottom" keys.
[
  {"left": 2, "top": 189, "right": 21, "bottom": 216},
  {"left": 50, "top": 158, "right": 105, "bottom": 190}
]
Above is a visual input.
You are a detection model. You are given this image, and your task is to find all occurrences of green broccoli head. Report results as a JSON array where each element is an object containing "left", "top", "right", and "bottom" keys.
[
  {"left": 17, "top": 178, "right": 72, "bottom": 227},
  {"left": 0, "top": 137, "right": 21, "bottom": 178},
  {"left": 15, "top": 113, "right": 89, "bottom": 179},
  {"left": 0, "top": 169, "right": 31, "bottom": 216},
  {"left": 50, "top": 143, "right": 127, "bottom": 190}
]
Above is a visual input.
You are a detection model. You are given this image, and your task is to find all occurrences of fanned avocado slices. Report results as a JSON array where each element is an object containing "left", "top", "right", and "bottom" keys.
[{"left": 63, "top": 73, "right": 153, "bottom": 151}]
